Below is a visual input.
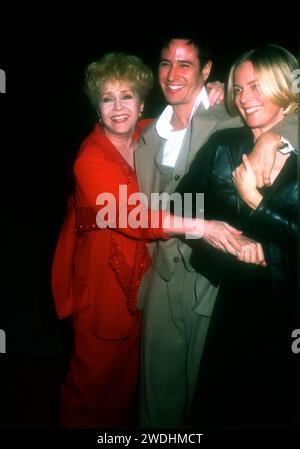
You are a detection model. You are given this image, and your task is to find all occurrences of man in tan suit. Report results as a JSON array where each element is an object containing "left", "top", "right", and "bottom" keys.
[{"left": 135, "top": 34, "right": 297, "bottom": 427}]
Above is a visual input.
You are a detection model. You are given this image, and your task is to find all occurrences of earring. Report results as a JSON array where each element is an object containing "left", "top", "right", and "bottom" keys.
[
  {"left": 97, "top": 111, "right": 103, "bottom": 125},
  {"left": 139, "top": 110, "right": 143, "bottom": 120}
]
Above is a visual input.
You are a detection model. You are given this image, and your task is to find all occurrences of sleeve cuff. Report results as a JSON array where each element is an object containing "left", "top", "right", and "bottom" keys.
[{"left": 279, "top": 136, "right": 297, "bottom": 154}]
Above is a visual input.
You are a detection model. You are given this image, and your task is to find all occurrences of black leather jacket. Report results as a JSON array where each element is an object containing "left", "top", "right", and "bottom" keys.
[{"left": 176, "top": 126, "right": 298, "bottom": 294}]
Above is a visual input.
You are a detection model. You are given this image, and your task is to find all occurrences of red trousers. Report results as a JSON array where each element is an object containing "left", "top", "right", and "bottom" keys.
[{"left": 60, "top": 306, "right": 142, "bottom": 427}]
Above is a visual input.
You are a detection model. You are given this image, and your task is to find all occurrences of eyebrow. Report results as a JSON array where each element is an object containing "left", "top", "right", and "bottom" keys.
[
  {"left": 233, "top": 79, "right": 258, "bottom": 87},
  {"left": 160, "top": 58, "right": 194, "bottom": 65},
  {"left": 100, "top": 89, "right": 134, "bottom": 95}
]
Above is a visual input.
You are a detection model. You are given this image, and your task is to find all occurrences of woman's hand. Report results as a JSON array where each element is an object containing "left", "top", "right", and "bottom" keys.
[
  {"left": 247, "top": 131, "right": 281, "bottom": 187},
  {"left": 235, "top": 235, "right": 266, "bottom": 266},
  {"left": 194, "top": 219, "right": 266, "bottom": 266},
  {"left": 232, "top": 154, "right": 263, "bottom": 210},
  {"left": 206, "top": 81, "right": 224, "bottom": 106},
  {"left": 202, "top": 220, "right": 243, "bottom": 255}
]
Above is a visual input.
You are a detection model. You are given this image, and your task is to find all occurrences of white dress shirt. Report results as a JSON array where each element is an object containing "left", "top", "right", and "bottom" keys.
[{"left": 156, "top": 88, "right": 210, "bottom": 167}]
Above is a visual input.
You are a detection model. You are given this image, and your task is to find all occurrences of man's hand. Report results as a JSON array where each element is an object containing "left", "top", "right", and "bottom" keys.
[
  {"left": 206, "top": 81, "right": 224, "bottom": 106},
  {"left": 247, "top": 131, "right": 281, "bottom": 187}
]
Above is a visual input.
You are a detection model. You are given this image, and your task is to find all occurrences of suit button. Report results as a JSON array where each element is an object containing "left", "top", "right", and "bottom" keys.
[
  {"left": 173, "top": 256, "right": 179, "bottom": 263},
  {"left": 174, "top": 174, "right": 181, "bottom": 181}
]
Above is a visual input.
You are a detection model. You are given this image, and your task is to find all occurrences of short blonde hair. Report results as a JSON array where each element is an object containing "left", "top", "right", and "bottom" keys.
[
  {"left": 227, "top": 44, "right": 298, "bottom": 116},
  {"left": 84, "top": 53, "right": 153, "bottom": 108}
]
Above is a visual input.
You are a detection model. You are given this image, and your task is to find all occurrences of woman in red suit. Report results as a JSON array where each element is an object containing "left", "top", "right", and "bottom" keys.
[
  {"left": 51, "top": 52, "right": 251, "bottom": 427},
  {"left": 51, "top": 53, "right": 168, "bottom": 427}
]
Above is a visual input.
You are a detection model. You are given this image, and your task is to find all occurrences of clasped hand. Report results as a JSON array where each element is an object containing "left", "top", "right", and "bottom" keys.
[
  {"left": 237, "top": 131, "right": 280, "bottom": 188},
  {"left": 202, "top": 220, "right": 266, "bottom": 266}
]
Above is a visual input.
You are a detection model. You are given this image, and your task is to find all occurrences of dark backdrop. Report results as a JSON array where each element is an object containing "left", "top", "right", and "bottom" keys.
[{"left": 0, "top": 5, "right": 298, "bottom": 358}]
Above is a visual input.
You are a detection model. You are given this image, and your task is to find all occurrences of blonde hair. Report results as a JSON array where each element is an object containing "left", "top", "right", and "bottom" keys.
[
  {"left": 85, "top": 53, "right": 153, "bottom": 108},
  {"left": 227, "top": 44, "right": 298, "bottom": 116}
]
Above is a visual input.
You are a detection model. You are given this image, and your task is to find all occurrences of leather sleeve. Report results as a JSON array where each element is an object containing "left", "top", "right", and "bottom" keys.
[
  {"left": 176, "top": 133, "right": 235, "bottom": 284},
  {"left": 241, "top": 193, "right": 298, "bottom": 250},
  {"left": 176, "top": 133, "right": 218, "bottom": 200}
]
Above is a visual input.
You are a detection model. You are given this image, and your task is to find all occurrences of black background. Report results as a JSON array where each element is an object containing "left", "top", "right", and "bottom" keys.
[
  {"left": 0, "top": 1, "right": 298, "bottom": 356},
  {"left": 0, "top": 3, "right": 299, "bottom": 434}
]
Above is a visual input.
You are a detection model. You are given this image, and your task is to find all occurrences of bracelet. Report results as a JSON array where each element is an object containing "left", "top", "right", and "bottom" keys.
[{"left": 277, "top": 136, "right": 293, "bottom": 154}]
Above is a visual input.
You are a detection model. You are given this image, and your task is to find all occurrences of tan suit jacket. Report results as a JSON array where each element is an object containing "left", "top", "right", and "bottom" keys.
[
  {"left": 135, "top": 103, "right": 242, "bottom": 284},
  {"left": 135, "top": 102, "right": 297, "bottom": 307}
]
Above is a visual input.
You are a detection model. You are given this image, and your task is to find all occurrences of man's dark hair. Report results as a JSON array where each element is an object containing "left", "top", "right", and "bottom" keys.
[{"left": 160, "top": 32, "right": 212, "bottom": 69}]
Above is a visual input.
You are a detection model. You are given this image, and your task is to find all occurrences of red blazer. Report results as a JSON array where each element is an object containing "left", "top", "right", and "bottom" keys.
[{"left": 52, "top": 120, "right": 166, "bottom": 339}]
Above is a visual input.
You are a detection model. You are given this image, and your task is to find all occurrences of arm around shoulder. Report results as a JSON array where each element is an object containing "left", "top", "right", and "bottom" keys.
[{"left": 272, "top": 113, "right": 298, "bottom": 150}]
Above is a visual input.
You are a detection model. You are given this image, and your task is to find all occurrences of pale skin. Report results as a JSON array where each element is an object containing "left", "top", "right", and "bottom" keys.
[
  {"left": 159, "top": 39, "right": 263, "bottom": 263},
  {"left": 232, "top": 61, "right": 290, "bottom": 261},
  {"left": 206, "top": 81, "right": 224, "bottom": 106},
  {"left": 98, "top": 75, "right": 262, "bottom": 262},
  {"left": 98, "top": 80, "right": 143, "bottom": 169},
  {"left": 159, "top": 39, "right": 217, "bottom": 130},
  {"left": 98, "top": 78, "right": 243, "bottom": 257},
  {"left": 246, "top": 131, "right": 283, "bottom": 188},
  {"left": 99, "top": 78, "right": 223, "bottom": 166},
  {"left": 232, "top": 60, "right": 287, "bottom": 190},
  {"left": 162, "top": 214, "right": 244, "bottom": 255}
]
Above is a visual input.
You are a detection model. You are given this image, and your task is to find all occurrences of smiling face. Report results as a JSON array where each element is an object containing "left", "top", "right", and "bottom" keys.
[
  {"left": 233, "top": 61, "right": 284, "bottom": 138},
  {"left": 159, "top": 39, "right": 211, "bottom": 111},
  {"left": 98, "top": 80, "right": 143, "bottom": 137}
]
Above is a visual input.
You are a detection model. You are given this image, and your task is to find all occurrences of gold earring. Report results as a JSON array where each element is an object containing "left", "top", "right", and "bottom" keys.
[{"left": 139, "top": 110, "right": 143, "bottom": 119}]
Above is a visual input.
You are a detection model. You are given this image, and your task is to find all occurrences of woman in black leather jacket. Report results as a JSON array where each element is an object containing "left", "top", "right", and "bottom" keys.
[{"left": 177, "top": 44, "right": 298, "bottom": 426}]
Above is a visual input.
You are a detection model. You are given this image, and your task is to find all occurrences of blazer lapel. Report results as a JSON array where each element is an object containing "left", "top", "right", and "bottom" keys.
[
  {"left": 135, "top": 123, "right": 162, "bottom": 199},
  {"left": 186, "top": 105, "right": 219, "bottom": 169},
  {"left": 135, "top": 103, "right": 223, "bottom": 197}
]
